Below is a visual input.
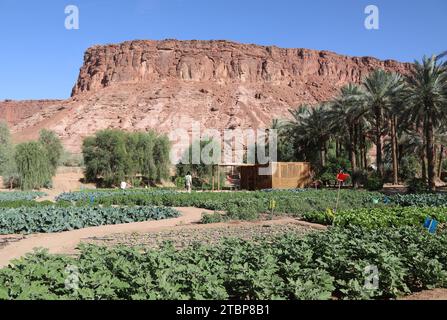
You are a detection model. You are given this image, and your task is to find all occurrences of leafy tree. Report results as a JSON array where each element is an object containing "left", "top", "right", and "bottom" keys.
[
  {"left": 15, "top": 142, "right": 52, "bottom": 190},
  {"left": 82, "top": 130, "right": 171, "bottom": 187},
  {"left": 38, "top": 129, "right": 63, "bottom": 176}
]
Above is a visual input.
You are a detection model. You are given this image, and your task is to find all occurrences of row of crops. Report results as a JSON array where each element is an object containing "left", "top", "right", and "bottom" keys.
[
  {"left": 0, "top": 189, "right": 447, "bottom": 300},
  {"left": 1, "top": 226, "right": 446, "bottom": 300}
]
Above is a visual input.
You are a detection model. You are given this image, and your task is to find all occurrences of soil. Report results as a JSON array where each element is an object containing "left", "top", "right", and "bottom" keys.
[
  {"left": 0, "top": 206, "right": 323, "bottom": 267},
  {"left": 84, "top": 218, "right": 323, "bottom": 249},
  {"left": 400, "top": 289, "right": 447, "bottom": 300}
]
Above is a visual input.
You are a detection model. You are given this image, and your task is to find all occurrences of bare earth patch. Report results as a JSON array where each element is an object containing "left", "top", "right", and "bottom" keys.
[
  {"left": 83, "top": 219, "right": 321, "bottom": 249},
  {"left": 400, "top": 289, "right": 447, "bottom": 300}
]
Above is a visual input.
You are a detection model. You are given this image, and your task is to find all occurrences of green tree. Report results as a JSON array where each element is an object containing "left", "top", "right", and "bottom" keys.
[
  {"left": 38, "top": 129, "right": 63, "bottom": 176},
  {"left": 83, "top": 130, "right": 171, "bottom": 187},
  {"left": 362, "top": 70, "right": 404, "bottom": 177},
  {"left": 404, "top": 55, "right": 447, "bottom": 191},
  {"left": 15, "top": 142, "right": 52, "bottom": 190},
  {"left": 177, "top": 138, "right": 220, "bottom": 187}
]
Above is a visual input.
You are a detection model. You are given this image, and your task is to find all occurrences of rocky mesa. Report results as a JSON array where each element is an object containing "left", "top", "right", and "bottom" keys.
[{"left": 1, "top": 39, "right": 412, "bottom": 153}]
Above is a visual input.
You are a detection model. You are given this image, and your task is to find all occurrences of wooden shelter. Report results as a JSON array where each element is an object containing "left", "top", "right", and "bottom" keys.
[{"left": 239, "top": 162, "right": 311, "bottom": 190}]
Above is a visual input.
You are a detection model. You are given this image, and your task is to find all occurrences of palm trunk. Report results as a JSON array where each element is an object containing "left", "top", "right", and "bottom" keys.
[
  {"left": 391, "top": 116, "right": 399, "bottom": 185},
  {"left": 374, "top": 105, "right": 383, "bottom": 176},
  {"left": 320, "top": 148, "right": 326, "bottom": 167},
  {"left": 437, "top": 145, "right": 444, "bottom": 179},
  {"left": 425, "top": 115, "right": 436, "bottom": 191},
  {"left": 348, "top": 126, "right": 357, "bottom": 171},
  {"left": 421, "top": 154, "right": 427, "bottom": 181}
]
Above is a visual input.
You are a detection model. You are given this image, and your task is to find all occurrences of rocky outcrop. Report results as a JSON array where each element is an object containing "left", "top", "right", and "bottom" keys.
[
  {"left": 4, "top": 39, "right": 412, "bottom": 153},
  {"left": 72, "top": 40, "right": 410, "bottom": 96}
]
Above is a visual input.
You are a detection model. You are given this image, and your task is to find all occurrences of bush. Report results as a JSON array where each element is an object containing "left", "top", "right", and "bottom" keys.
[
  {"left": 407, "top": 177, "right": 429, "bottom": 194},
  {"left": 364, "top": 173, "right": 384, "bottom": 191}
]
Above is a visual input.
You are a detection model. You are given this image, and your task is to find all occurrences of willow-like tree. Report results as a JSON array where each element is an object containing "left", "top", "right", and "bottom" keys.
[
  {"left": 38, "top": 129, "right": 63, "bottom": 176},
  {"left": 15, "top": 141, "right": 52, "bottom": 190}
]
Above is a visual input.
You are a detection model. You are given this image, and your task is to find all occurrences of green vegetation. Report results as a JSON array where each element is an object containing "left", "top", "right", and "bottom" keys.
[
  {"left": 38, "top": 129, "right": 63, "bottom": 176},
  {"left": 0, "top": 122, "right": 63, "bottom": 190},
  {"left": 14, "top": 142, "right": 53, "bottom": 190},
  {"left": 0, "top": 121, "right": 18, "bottom": 189},
  {"left": 60, "top": 189, "right": 382, "bottom": 220},
  {"left": 82, "top": 130, "right": 171, "bottom": 187},
  {"left": 303, "top": 206, "right": 447, "bottom": 228},
  {"left": 274, "top": 55, "right": 447, "bottom": 190},
  {"left": 0, "top": 206, "right": 179, "bottom": 234},
  {"left": 1, "top": 226, "right": 446, "bottom": 300},
  {"left": 389, "top": 193, "right": 447, "bottom": 207},
  {"left": 0, "top": 191, "right": 46, "bottom": 202},
  {"left": 176, "top": 138, "right": 223, "bottom": 189}
]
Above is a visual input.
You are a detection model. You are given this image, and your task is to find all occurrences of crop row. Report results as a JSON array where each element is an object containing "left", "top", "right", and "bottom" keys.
[
  {"left": 388, "top": 193, "right": 447, "bottom": 207},
  {"left": 0, "top": 226, "right": 446, "bottom": 300},
  {"left": 0, "top": 192, "right": 46, "bottom": 202},
  {"left": 0, "top": 206, "right": 179, "bottom": 234},
  {"left": 65, "top": 189, "right": 384, "bottom": 217},
  {"left": 302, "top": 206, "right": 447, "bottom": 228}
]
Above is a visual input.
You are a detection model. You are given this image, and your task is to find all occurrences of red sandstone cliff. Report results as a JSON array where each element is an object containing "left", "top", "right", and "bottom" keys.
[{"left": 1, "top": 39, "right": 412, "bottom": 153}]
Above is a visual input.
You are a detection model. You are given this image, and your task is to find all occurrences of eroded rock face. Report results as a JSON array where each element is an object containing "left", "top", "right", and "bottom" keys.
[
  {"left": 3, "top": 39, "right": 412, "bottom": 153},
  {"left": 72, "top": 40, "right": 410, "bottom": 96}
]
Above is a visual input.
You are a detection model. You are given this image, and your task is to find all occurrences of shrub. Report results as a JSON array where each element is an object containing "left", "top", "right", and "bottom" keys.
[
  {"left": 364, "top": 172, "right": 383, "bottom": 191},
  {"left": 407, "top": 177, "right": 429, "bottom": 194}
]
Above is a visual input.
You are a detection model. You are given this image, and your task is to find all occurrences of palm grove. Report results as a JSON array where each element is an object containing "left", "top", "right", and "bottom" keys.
[{"left": 274, "top": 55, "right": 447, "bottom": 191}]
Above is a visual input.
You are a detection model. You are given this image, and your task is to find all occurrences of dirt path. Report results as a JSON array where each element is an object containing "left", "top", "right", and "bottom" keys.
[
  {"left": 0, "top": 207, "right": 325, "bottom": 268},
  {"left": 0, "top": 207, "right": 205, "bottom": 268}
]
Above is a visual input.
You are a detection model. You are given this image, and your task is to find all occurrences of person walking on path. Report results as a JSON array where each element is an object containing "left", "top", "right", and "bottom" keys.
[{"left": 185, "top": 172, "right": 192, "bottom": 193}]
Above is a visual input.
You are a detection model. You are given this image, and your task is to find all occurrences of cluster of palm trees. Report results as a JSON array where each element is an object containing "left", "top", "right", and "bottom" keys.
[{"left": 275, "top": 54, "right": 447, "bottom": 191}]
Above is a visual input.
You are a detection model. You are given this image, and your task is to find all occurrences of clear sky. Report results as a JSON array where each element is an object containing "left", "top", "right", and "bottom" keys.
[{"left": 0, "top": 0, "right": 445, "bottom": 100}]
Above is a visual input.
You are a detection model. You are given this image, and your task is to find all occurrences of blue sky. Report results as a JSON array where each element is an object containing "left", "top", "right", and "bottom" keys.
[{"left": 0, "top": 0, "right": 445, "bottom": 100}]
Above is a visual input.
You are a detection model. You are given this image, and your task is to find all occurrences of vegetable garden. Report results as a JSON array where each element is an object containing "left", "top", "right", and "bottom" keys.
[{"left": 0, "top": 189, "right": 447, "bottom": 300}]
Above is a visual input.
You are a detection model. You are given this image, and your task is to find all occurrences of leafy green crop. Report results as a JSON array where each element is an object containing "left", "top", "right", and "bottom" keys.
[
  {"left": 0, "top": 226, "right": 446, "bottom": 300},
  {"left": 0, "top": 192, "right": 46, "bottom": 202},
  {"left": 0, "top": 206, "right": 179, "bottom": 234},
  {"left": 389, "top": 194, "right": 447, "bottom": 207},
  {"left": 60, "top": 189, "right": 383, "bottom": 220},
  {"left": 302, "top": 206, "right": 447, "bottom": 228}
]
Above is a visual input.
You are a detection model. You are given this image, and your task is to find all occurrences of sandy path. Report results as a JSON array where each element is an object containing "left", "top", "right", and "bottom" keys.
[{"left": 0, "top": 207, "right": 206, "bottom": 268}]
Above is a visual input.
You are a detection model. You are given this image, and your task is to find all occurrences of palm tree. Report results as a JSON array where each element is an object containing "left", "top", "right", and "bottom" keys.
[
  {"left": 405, "top": 55, "right": 447, "bottom": 191},
  {"left": 287, "top": 104, "right": 331, "bottom": 167},
  {"left": 362, "top": 70, "right": 405, "bottom": 177},
  {"left": 327, "top": 84, "right": 364, "bottom": 171}
]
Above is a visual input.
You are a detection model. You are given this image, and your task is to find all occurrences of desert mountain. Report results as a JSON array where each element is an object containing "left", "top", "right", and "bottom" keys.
[{"left": 0, "top": 39, "right": 412, "bottom": 153}]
